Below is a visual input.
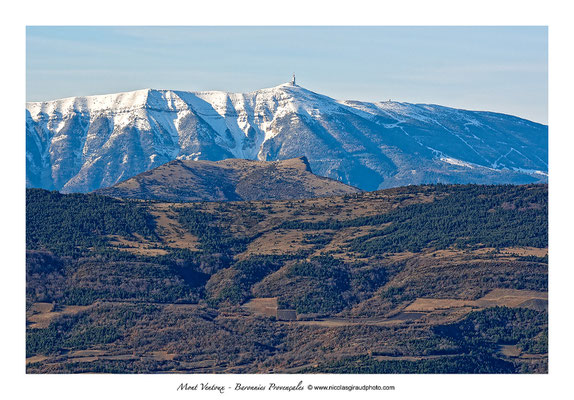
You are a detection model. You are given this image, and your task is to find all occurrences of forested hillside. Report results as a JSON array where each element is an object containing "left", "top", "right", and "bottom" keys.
[{"left": 26, "top": 184, "right": 548, "bottom": 373}]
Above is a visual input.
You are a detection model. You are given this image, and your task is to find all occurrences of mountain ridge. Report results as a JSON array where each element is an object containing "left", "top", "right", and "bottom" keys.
[{"left": 26, "top": 82, "right": 548, "bottom": 192}]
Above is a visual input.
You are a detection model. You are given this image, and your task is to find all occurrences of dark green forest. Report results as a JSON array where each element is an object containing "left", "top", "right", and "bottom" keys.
[
  {"left": 26, "top": 189, "right": 157, "bottom": 256},
  {"left": 282, "top": 184, "right": 547, "bottom": 254}
]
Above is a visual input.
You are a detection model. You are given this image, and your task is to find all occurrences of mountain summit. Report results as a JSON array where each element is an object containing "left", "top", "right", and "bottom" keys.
[{"left": 26, "top": 82, "right": 548, "bottom": 192}]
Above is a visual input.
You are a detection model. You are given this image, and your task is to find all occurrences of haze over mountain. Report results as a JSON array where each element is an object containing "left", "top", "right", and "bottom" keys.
[
  {"left": 26, "top": 82, "right": 548, "bottom": 192},
  {"left": 96, "top": 156, "right": 360, "bottom": 202}
]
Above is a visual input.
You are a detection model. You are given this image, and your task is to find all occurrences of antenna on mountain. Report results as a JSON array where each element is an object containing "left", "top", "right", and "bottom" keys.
[{"left": 291, "top": 73, "right": 296, "bottom": 86}]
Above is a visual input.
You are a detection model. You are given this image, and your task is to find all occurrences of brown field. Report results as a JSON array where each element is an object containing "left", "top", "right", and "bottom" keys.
[
  {"left": 500, "top": 344, "right": 522, "bottom": 358},
  {"left": 150, "top": 204, "right": 199, "bottom": 250},
  {"left": 312, "top": 226, "right": 389, "bottom": 259},
  {"left": 28, "top": 302, "right": 54, "bottom": 314},
  {"left": 242, "top": 230, "right": 316, "bottom": 256},
  {"left": 500, "top": 247, "right": 548, "bottom": 257},
  {"left": 26, "top": 355, "right": 49, "bottom": 365},
  {"left": 27, "top": 303, "right": 90, "bottom": 329},
  {"left": 422, "top": 246, "right": 547, "bottom": 263},
  {"left": 405, "top": 298, "right": 479, "bottom": 312},
  {"left": 498, "top": 344, "right": 547, "bottom": 362},
  {"left": 404, "top": 289, "right": 548, "bottom": 315},
  {"left": 475, "top": 288, "right": 548, "bottom": 308},
  {"left": 107, "top": 234, "right": 169, "bottom": 256},
  {"left": 242, "top": 297, "right": 278, "bottom": 317}
]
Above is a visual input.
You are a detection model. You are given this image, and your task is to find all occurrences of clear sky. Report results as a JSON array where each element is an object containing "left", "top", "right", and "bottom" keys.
[{"left": 26, "top": 26, "right": 548, "bottom": 124}]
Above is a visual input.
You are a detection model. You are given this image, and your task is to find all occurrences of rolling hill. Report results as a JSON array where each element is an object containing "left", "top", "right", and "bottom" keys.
[{"left": 96, "top": 156, "right": 360, "bottom": 201}]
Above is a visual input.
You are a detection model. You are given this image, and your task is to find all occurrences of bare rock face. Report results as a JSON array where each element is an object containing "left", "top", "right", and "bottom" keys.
[
  {"left": 26, "top": 84, "right": 547, "bottom": 192},
  {"left": 96, "top": 156, "right": 360, "bottom": 202}
]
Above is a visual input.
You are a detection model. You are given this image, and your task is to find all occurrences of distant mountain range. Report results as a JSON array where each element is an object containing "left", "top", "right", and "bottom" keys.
[
  {"left": 96, "top": 156, "right": 359, "bottom": 202},
  {"left": 26, "top": 82, "right": 548, "bottom": 192}
]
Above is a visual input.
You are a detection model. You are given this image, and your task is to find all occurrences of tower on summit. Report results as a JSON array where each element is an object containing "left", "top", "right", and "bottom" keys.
[{"left": 291, "top": 73, "right": 296, "bottom": 86}]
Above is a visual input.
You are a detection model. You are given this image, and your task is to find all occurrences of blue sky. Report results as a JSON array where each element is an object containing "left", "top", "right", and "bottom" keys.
[{"left": 26, "top": 26, "right": 548, "bottom": 123}]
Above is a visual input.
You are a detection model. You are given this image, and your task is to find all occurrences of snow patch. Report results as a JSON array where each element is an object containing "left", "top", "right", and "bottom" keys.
[
  {"left": 440, "top": 157, "right": 474, "bottom": 169},
  {"left": 511, "top": 168, "right": 548, "bottom": 177}
]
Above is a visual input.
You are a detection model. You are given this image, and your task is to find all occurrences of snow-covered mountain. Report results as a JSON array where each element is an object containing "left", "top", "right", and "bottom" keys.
[{"left": 26, "top": 82, "right": 548, "bottom": 192}]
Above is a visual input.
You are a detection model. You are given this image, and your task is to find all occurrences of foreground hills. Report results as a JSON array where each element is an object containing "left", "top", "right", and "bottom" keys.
[
  {"left": 26, "top": 184, "right": 548, "bottom": 373},
  {"left": 96, "top": 156, "right": 359, "bottom": 201},
  {"left": 27, "top": 83, "right": 547, "bottom": 192}
]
